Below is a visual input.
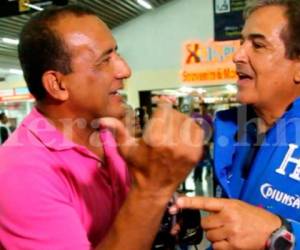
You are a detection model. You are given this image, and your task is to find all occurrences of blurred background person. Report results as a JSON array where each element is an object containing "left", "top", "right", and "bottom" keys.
[
  {"left": 122, "top": 104, "right": 142, "bottom": 138},
  {"left": 0, "top": 112, "right": 11, "bottom": 144}
]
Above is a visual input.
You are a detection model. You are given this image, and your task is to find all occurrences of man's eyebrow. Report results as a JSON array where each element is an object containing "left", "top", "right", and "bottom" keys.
[
  {"left": 242, "top": 33, "right": 267, "bottom": 41},
  {"left": 98, "top": 45, "right": 118, "bottom": 60}
]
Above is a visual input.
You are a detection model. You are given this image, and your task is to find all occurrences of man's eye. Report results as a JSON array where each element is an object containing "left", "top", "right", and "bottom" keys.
[
  {"left": 253, "top": 41, "right": 265, "bottom": 49},
  {"left": 102, "top": 57, "right": 110, "bottom": 63},
  {"left": 96, "top": 57, "right": 110, "bottom": 68}
]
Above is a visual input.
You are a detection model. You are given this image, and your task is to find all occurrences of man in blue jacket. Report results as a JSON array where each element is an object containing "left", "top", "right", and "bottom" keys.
[{"left": 173, "top": 0, "right": 300, "bottom": 249}]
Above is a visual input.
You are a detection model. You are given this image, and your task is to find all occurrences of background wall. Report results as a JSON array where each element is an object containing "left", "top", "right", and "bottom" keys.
[
  {"left": 0, "top": 0, "right": 215, "bottom": 108},
  {"left": 113, "top": 0, "right": 214, "bottom": 107}
]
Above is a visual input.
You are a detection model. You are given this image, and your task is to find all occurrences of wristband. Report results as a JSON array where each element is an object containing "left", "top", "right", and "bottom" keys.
[{"left": 265, "top": 216, "right": 295, "bottom": 250}]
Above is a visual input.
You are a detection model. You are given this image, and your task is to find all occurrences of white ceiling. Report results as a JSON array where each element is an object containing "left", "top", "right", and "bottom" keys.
[{"left": 0, "top": 0, "right": 174, "bottom": 82}]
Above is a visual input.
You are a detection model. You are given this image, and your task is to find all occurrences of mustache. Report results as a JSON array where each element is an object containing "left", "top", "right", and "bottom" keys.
[{"left": 235, "top": 63, "right": 253, "bottom": 76}]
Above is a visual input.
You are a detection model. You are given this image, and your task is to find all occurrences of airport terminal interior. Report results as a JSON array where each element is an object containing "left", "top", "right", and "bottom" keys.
[{"left": 0, "top": 0, "right": 244, "bottom": 249}]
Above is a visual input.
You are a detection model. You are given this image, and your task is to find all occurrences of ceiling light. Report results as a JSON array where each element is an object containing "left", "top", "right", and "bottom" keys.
[
  {"left": 225, "top": 84, "right": 237, "bottom": 93},
  {"left": 137, "top": 0, "right": 153, "bottom": 9},
  {"left": 179, "top": 86, "right": 194, "bottom": 93},
  {"left": 23, "top": 3, "right": 44, "bottom": 11},
  {"left": 196, "top": 88, "right": 206, "bottom": 94},
  {"left": 9, "top": 69, "right": 23, "bottom": 75},
  {"left": 2, "top": 38, "right": 19, "bottom": 45}
]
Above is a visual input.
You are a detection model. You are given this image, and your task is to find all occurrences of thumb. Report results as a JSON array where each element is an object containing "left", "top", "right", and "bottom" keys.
[
  {"left": 99, "top": 118, "right": 149, "bottom": 170},
  {"left": 98, "top": 117, "right": 136, "bottom": 150}
]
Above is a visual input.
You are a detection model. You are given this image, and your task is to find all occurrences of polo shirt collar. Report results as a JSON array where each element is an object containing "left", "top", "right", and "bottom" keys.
[{"left": 22, "top": 107, "right": 90, "bottom": 152}]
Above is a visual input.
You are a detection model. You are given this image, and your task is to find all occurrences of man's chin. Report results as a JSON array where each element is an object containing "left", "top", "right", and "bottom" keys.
[
  {"left": 236, "top": 94, "right": 254, "bottom": 105},
  {"left": 106, "top": 109, "right": 126, "bottom": 120}
]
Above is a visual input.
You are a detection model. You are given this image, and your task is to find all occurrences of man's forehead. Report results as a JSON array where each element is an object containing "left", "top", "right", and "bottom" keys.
[
  {"left": 53, "top": 14, "right": 115, "bottom": 53},
  {"left": 53, "top": 14, "right": 108, "bottom": 34},
  {"left": 242, "top": 5, "right": 287, "bottom": 38}
]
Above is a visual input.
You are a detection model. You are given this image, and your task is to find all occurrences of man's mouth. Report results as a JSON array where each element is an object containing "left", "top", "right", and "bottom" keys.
[
  {"left": 109, "top": 90, "right": 122, "bottom": 96},
  {"left": 237, "top": 72, "right": 253, "bottom": 81}
]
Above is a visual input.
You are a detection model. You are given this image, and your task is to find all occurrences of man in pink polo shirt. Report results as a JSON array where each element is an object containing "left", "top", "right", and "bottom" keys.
[{"left": 0, "top": 5, "right": 203, "bottom": 250}]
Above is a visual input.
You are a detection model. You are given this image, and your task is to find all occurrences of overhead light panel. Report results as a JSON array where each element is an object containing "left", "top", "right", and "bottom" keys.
[
  {"left": 225, "top": 84, "right": 237, "bottom": 93},
  {"left": 196, "top": 88, "right": 206, "bottom": 94},
  {"left": 23, "top": 3, "right": 44, "bottom": 11},
  {"left": 179, "top": 86, "right": 194, "bottom": 93},
  {"left": 9, "top": 69, "right": 23, "bottom": 75},
  {"left": 137, "top": 0, "right": 153, "bottom": 9},
  {"left": 2, "top": 37, "right": 19, "bottom": 45}
]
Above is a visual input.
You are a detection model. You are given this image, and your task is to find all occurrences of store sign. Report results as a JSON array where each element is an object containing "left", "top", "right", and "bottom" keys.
[
  {"left": 0, "top": 0, "right": 69, "bottom": 17},
  {"left": 0, "top": 87, "right": 33, "bottom": 102},
  {"left": 214, "top": 0, "right": 246, "bottom": 41},
  {"left": 0, "top": 89, "right": 14, "bottom": 97},
  {"left": 19, "top": 0, "right": 30, "bottom": 12},
  {"left": 15, "top": 87, "right": 30, "bottom": 95},
  {"left": 180, "top": 40, "right": 239, "bottom": 84}
]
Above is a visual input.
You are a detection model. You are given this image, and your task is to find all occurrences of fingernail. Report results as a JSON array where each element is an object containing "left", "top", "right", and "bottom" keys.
[
  {"left": 169, "top": 206, "right": 178, "bottom": 214},
  {"left": 176, "top": 197, "right": 184, "bottom": 206}
]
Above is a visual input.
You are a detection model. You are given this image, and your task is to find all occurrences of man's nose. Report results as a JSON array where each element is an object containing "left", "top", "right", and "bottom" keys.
[
  {"left": 115, "top": 56, "right": 131, "bottom": 79},
  {"left": 233, "top": 43, "right": 248, "bottom": 64}
]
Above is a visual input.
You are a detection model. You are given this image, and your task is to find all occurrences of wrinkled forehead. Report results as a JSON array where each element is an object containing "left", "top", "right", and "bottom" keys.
[{"left": 242, "top": 5, "right": 287, "bottom": 38}]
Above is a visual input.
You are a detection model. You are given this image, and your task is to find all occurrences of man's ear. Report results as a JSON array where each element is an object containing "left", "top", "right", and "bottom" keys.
[
  {"left": 42, "top": 70, "right": 69, "bottom": 101},
  {"left": 293, "top": 61, "right": 300, "bottom": 84}
]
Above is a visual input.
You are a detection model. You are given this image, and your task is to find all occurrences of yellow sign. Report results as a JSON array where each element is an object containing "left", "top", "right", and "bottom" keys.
[
  {"left": 181, "top": 40, "right": 240, "bottom": 84},
  {"left": 19, "top": 0, "right": 30, "bottom": 12}
]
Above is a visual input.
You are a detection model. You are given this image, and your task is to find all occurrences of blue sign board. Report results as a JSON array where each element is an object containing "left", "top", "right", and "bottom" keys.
[{"left": 214, "top": 0, "right": 246, "bottom": 41}]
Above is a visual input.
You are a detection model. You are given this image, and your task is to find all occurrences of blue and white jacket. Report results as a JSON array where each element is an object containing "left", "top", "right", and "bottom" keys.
[{"left": 214, "top": 98, "right": 300, "bottom": 249}]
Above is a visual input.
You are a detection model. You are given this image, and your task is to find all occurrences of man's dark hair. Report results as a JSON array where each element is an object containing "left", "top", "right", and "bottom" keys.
[
  {"left": 0, "top": 112, "right": 6, "bottom": 122},
  {"left": 244, "top": 0, "right": 300, "bottom": 60},
  {"left": 18, "top": 5, "right": 97, "bottom": 101}
]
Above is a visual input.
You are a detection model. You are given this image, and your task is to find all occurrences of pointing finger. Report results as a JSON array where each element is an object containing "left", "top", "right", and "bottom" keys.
[{"left": 176, "top": 196, "right": 225, "bottom": 213}]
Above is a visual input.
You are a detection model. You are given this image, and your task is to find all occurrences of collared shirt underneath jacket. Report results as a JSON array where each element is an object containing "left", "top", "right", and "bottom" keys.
[{"left": 214, "top": 97, "right": 300, "bottom": 250}]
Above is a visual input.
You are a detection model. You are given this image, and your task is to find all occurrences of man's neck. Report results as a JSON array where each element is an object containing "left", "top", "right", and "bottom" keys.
[
  {"left": 36, "top": 103, "right": 104, "bottom": 158},
  {"left": 253, "top": 103, "right": 292, "bottom": 133}
]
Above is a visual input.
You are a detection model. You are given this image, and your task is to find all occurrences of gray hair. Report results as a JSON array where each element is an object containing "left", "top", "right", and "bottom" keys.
[
  {"left": 244, "top": 0, "right": 289, "bottom": 19},
  {"left": 244, "top": 0, "right": 300, "bottom": 59}
]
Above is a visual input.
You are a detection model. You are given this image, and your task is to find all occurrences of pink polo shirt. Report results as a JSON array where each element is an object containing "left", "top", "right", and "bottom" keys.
[{"left": 0, "top": 108, "right": 130, "bottom": 250}]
